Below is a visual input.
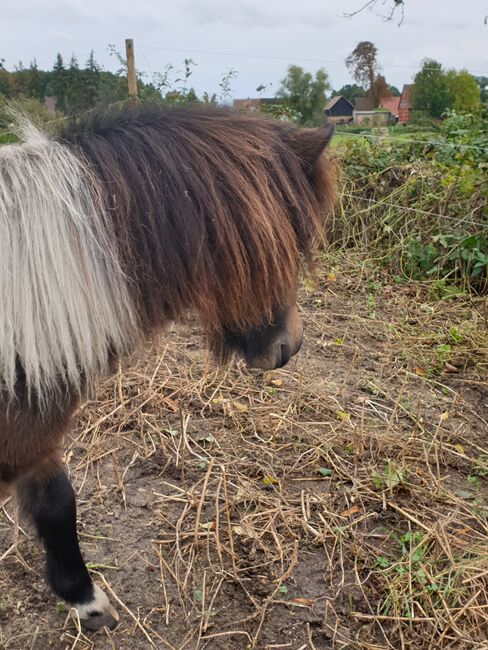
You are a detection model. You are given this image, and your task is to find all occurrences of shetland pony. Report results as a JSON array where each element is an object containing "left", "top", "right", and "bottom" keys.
[{"left": 0, "top": 105, "right": 335, "bottom": 629}]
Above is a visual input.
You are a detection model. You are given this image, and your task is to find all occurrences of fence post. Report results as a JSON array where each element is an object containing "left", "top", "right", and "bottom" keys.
[{"left": 125, "top": 38, "right": 138, "bottom": 101}]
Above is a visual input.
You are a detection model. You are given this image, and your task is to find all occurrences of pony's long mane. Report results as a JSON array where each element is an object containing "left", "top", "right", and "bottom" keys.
[
  {"left": 61, "top": 106, "right": 335, "bottom": 332},
  {"left": 0, "top": 105, "right": 335, "bottom": 407}
]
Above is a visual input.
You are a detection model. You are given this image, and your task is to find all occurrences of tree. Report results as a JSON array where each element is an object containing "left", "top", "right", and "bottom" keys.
[
  {"left": 345, "top": 41, "right": 381, "bottom": 106},
  {"left": 50, "top": 53, "right": 68, "bottom": 111},
  {"left": 414, "top": 64, "right": 480, "bottom": 117},
  {"left": 12, "top": 61, "right": 29, "bottom": 96},
  {"left": 372, "top": 74, "right": 390, "bottom": 101},
  {"left": 277, "top": 65, "right": 330, "bottom": 125},
  {"left": 27, "top": 60, "right": 44, "bottom": 101},
  {"left": 64, "top": 55, "right": 83, "bottom": 111},
  {"left": 331, "top": 83, "right": 364, "bottom": 103},
  {"left": 0, "top": 61, "right": 12, "bottom": 97},
  {"left": 474, "top": 77, "right": 488, "bottom": 104},
  {"left": 388, "top": 84, "right": 401, "bottom": 97},
  {"left": 412, "top": 59, "right": 453, "bottom": 118},
  {"left": 83, "top": 51, "right": 101, "bottom": 108},
  {"left": 446, "top": 70, "right": 481, "bottom": 113}
]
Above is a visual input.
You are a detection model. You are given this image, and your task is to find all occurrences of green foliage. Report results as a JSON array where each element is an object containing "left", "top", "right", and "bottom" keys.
[
  {"left": 0, "top": 58, "right": 11, "bottom": 97},
  {"left": 439, "top": 109, "right": 488, "bottom": 165},
  {"left": 432, "top": 233, "right": 487, "bottom": 281},
  {"left": 276, "top": 65, "right": 330, "bottom": 126},
  {"left": 27, "top": 60, "right": 44, "bottom": 101},
  {"left": 413, "top": 60, "right": 481, "bottom": 118},
  {"left": 412, "top": 59, "right": 453, "bottom": 118},
  {"left": 474, "top": 76, "right": 488, "bottom": 104},
  {"left": 446, "top": 69, "right": 481, "bottom": 114},
  {"left": 50, "top": 53, "right": 68, "bottom": 112},
  {"left": 332, "top": 110, "right": 488, "bottom": 293},
  {"left": 218, "top": 68, "right": 238, "bottom": 103},
  {"left": 331, "top": 83, "right": 364, "bottom": 103},
  {"left": 0, "top": 50, "right": 224, "bottom": 115},
  {"left": 408, "top": 109, "right": 432, "bottom": 127},
  {"left": 0, "top": 94, "right": 58, "bottom": 131},
  {"left": 259, "top": 102, "right": 301, "bottom": 122}
]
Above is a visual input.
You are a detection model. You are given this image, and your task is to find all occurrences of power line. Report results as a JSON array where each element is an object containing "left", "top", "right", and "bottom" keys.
[{"left": 137, "top": 44, "right": 488, "bottom": 76}]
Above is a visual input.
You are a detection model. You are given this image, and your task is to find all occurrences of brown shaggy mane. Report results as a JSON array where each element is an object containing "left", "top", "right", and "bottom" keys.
[{"left": 60, "top": 104, "right": 336, "bottom": 336}]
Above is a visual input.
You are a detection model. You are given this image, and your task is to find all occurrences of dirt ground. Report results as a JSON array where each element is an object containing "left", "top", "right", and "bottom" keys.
[{"left": 1, "top": 258, "right": 487, "bottom": 650}]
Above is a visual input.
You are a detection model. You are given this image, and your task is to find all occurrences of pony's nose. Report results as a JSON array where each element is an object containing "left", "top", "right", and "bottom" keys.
[{"left": 276, "top": 343, "right": 292, "bottom": 368}]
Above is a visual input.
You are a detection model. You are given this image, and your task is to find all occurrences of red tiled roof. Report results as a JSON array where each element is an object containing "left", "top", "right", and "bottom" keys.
[
  {"left": 379, "top": 96, "right": 401, "bottom": 115},
  {"left": 399, "top": 84, "right": 414, "bottom": 109}
]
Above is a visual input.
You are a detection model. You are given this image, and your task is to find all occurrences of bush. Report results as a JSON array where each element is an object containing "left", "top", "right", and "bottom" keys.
[{"left": 330, "top": 110, "right": 488, "bottom": 292}]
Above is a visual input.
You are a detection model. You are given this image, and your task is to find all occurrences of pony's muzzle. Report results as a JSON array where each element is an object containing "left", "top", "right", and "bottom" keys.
[
  {"left": 246, "top": 336, "right": 302, "bottom": 370},
  {"left": 244, "top": 305, "right": 303, "bottom": 371}
]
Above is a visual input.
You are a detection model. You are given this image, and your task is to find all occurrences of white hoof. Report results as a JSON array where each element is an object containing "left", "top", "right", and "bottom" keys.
[{"left": 73, "top": 584, "right": 119, "bottom": 631}]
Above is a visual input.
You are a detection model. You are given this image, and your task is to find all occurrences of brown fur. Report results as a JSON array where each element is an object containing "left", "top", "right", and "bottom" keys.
[
  {"left": 61, "top": 105, "right": 335, "bottom": 336},
  {"left": 0, "top": 386, "right": 78, "bottom": 490},
  {"left": 1, "top": 104, "right": 336, "bottom": 491}
]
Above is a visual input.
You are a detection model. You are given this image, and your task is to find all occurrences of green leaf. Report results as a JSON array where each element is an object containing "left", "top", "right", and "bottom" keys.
[
  {"left": 384, "top": 462, "right": 404, "bottom": 489},
  {"left": 471, "top": 264, "right": 485, "bottom": 278},
  {"left": 436, "top": 344, "right": 451, "bottom": 354},
  {"left": 194, "top": 590, "right": 203, "bottom": 602},
  {"left": 318, "top": 467, "right": 333, "bottom": 477},
  {"left": 454, "top": 488, "right": 475, "bottom": 500},
  {"left": 371, "top": 471, "right": 383, "bottom": 490}
]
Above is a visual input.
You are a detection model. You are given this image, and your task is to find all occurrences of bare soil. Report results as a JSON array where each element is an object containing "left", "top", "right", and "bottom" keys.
[{"left": 1, "top": 260, "right": 487, "bottom": 650}]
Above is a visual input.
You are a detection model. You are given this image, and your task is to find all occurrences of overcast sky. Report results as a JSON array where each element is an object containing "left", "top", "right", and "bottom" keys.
[{"left": 2, "top": 1, "right": 487, "bottom": 98}]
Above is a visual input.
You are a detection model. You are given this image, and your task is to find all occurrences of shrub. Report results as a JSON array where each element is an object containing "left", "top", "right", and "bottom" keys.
[{"left": 330, "top": 110, "right": 488, "bottom": 292}]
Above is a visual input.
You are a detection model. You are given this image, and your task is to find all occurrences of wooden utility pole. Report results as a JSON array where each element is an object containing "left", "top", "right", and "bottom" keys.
[{"left": 125, "top": 38, "right": 138, "bottom": 101}]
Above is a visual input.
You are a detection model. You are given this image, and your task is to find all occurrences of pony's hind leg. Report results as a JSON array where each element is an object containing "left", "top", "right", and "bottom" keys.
[{"left": 16, "top": 454, "right": 119, "bottom": 630}]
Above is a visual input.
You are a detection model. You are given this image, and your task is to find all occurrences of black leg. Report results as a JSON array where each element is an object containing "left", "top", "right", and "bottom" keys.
[{"left": 16, "top": 459, "right": 118, "bottom": 630}]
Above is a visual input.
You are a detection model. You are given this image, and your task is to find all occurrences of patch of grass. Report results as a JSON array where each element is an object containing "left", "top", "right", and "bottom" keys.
[{"left": 0, "top": 132, "right": 16, "bottom": 145}]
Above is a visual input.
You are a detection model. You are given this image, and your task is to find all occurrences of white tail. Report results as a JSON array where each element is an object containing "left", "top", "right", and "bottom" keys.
[{"left": 0, "top": 116, "right": 137, "bottom": 407}]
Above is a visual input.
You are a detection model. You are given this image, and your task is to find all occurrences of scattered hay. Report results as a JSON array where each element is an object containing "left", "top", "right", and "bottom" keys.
[{"left": 1, "top": 256, "right": 487, "bottom": 649}]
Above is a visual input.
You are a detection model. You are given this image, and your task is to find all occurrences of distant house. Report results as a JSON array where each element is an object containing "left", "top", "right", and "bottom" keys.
[
  {"left": 379, "top": 95, "right": 401, "bottom": 120},
  {"left": 353, "top": 110, "right": 394, "bottom": 126},
  {"left": 398, "top": 84, "right": 413, "bottom": 123},
  {"left": 324, "top": 95, "right": 354, "bottom": 124},
  {"left": 353, "top": 86, "right": 412, "bottom": 124}
]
